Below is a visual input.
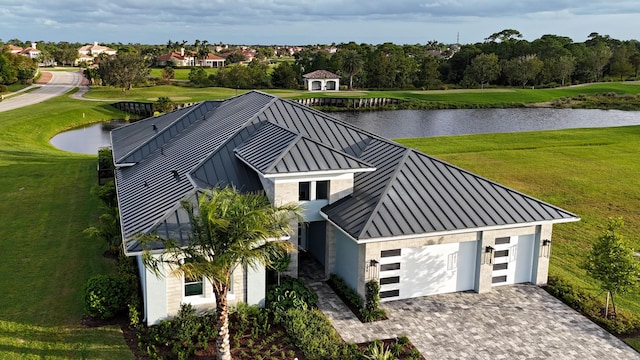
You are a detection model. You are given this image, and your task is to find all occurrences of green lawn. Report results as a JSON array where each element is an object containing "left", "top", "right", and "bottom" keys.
[
  {"left": 2, "top": 83, "right": 640, "bottom": 357},
  {"left": 83, "top": 81, "right": 640, "bottom": 107},
  {"left": 397, "top": 126, "right": 640, "bottom": 315},
  {"left": 0, "top": 94, "right": 133, "bottom": 359},
  {"left": 149, "top": 67, "right": 220, "bottom": 80}
]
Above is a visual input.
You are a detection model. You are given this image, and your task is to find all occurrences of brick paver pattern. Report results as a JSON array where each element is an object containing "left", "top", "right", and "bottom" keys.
[{"left": 300, "top": 262, "right": 640, "bottom": 359}]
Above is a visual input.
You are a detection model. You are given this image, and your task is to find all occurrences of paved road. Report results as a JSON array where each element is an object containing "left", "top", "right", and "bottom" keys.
[{"left": 0, "top": 71, "right": 84, "bottom": 112}]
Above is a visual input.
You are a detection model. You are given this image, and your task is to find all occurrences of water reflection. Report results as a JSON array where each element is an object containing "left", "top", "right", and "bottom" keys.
[
  {"left": 332, "top": 108, "right": 640, "bottom": 138},
  {"left": 50, "top": 120, "right": 127, "bottom": 154},
  {"left": 50, "top": 108, "right": 640, "bottom": 155}
]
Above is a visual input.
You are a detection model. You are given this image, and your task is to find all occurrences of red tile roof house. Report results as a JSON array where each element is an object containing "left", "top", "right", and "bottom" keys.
[
  {"left": 199, "top": 53, "right": 225, "bottom": 68},
  {"left": 110, "top": 91, "right": 579, "bottom": 325},
  {"left": 156, "top": 48, "right": 195, "bottom": 67},
  {"left": 76, "top": 42, "right": 117, "bottom": 65},
  {"left": 303, "top": 70, "right": 341, "bottom": 91},
  {"left": 17, "top": 42, "right": 41, "bottom": 59}
]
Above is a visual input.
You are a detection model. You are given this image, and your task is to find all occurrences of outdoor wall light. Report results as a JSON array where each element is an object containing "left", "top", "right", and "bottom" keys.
[
  {"left": 542, "top": 239, "right": 552, "bottom": 258},
  {"left": 366, "top": 259, "right": 379, "bottom": 280},
  {"left": 483, "top": 246, "right": 494, "bottom": 265}
]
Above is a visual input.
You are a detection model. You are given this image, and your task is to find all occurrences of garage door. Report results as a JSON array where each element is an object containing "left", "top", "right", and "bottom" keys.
[
  {"left": 378, "top": 241, "right": 478, "bottom": 301},
  {"left": 491, "top": 234, "right": 535, "bottom": 286}
]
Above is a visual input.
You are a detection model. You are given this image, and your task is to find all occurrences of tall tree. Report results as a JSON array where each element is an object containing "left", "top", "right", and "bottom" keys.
[
  {"left": 545, "top": 55, "right": 575, "bottom": 86},
  {"left": 98, "top": 52, "right": 150, "bottom": 91},
  {"left": 463, "top": 53, "right": 500, "bottom": 89},
  {"left": 584, "top": 217, "right": 640, "bottom": 318},
  {"left": 270, "top": 61, "right": 299, "bottom": 89},
  {"left": 503, "top": 54, "right": 544, "bottom": 88},
  {"left": 414, "top": 55, "right": 441, "bottom": 90},
  {"left": 140, "top": 187, "right": 301, "bottom": 360},
  {"left": 339, "top": 49, "right": 363, "bottom": 89}
]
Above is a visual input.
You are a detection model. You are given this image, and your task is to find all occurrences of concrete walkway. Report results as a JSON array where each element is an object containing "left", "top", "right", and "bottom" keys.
[{"left": 299, "top": 259, "right": 640, "bottom": 359}]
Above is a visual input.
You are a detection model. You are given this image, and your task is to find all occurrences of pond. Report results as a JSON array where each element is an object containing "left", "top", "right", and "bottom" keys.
[
  {"left": 50, "top": 109, "right": 640, "bottom": 154},
  {"left": 50, "top": 120, "right": 128, "bottom": 155},
  {"left": 331, "top": 108, "right": 640, "bottom": 139}
]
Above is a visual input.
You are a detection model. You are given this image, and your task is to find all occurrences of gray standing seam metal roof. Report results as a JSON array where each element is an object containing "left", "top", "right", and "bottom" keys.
[
  {"left": 234, "top": 121, "right": 374, "bottom": 175},
  {"left": 112, "top": 90, "right": 578, "bottom": 253}
]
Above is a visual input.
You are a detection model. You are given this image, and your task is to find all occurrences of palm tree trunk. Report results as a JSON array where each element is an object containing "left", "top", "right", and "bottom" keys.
[
  {"left": 214, "top": 286, "right": 231, "bottom": 360},
  {"left": 349, "top": 74, "right": 354, "bottom": 90}
]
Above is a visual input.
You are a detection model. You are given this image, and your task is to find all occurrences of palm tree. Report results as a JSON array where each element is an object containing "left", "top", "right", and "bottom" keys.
[
  {"left": 198, "top": 40, "right": 210, "bottom": 67},
  {"left": 340, "top": 49, "right": 363, "bottom": 90},
  {"left": 139, "top": 186, "right": 301, "bottom": 360}
]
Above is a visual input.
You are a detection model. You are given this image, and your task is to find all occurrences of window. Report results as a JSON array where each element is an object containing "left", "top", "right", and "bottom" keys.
[
  {"left": 298, "top": 182, "right": 310, "bottom": 200},
  {"left": 493, "top": 263, "right": 508, "bottom": 271},
  {"left": 381, "top": 249, "right": 401, "bottom": 257},
  {"left": 183, "top": 258, "right": 204, "bottom": 297},
  {"left": 494, "top": 250, "right": 509, "bottom": 258},
  {"left": 315, "top": 181, "right": 329, "bottom": 200},
  {"left": 380, "top": 263, "right": 400, "bottom": 271},
  {"left": 380, "top": 276, "right": 400, "bottom": 285},
  {"left": 495, "top": 237, "right": 511, "bottom": 245},
  {"left": 492, "top": 275, "right": 507, "bottom": 284},
  {"left": 380, "top": 289, "right": 400, "bottom": 298}
]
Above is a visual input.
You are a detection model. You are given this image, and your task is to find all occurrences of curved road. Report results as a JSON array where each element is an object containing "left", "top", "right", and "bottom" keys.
[{"left": 0, "top": 71, "right": 84, "bottom": 112}]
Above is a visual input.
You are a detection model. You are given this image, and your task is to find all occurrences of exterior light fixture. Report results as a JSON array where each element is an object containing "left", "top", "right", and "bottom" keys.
[
  {"left": 367, "top": 259, "right": 379, "bottom": 280},
  {"left": 484, "top": 246, "right": 494, "bottom": 265},
  {"left": 542, "top": 239, "right": 551, "bottom": 258}
]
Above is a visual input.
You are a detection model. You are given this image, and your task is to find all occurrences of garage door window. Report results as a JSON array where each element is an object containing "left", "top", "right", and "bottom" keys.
[
  {"left": 495, "top": 249, "right": 509, "bottom": 258},
  {"left": 380, "top": 276, "right": 400, "bottom": 285},
  {"left": 380, "top": 289, "right": 400, "bottom": 298},
  {"left": 381, "top": 249, "right": 401, "bottom": 257},
  {"left": 380, "top": 263, "right": 400, "bottom": 271}
]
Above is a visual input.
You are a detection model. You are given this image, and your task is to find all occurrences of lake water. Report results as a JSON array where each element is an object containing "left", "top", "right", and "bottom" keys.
[
  {"left": 50, "top": 109, "right": 640, "bottom": 154},
  {"left": 332, "top": 108, "right": 640, "bottom": 139}
]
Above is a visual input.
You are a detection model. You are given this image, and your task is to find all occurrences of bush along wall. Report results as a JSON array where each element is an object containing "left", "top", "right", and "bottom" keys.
[{"left": 328, "top": 273, "right": 387, "bottom": 322}]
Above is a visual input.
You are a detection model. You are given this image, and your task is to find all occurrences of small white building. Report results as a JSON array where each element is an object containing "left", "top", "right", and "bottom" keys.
[{"left": 303, "top": 70, "right": 340, "bottom": 91}]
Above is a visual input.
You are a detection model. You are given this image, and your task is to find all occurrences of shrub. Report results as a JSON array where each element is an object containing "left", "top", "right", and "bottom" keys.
[
  {"left": 328, "top": 273, "right": 364, "bottom": 311},
  {"left": 546, "top": 275, "right": 640, "bottom": 335},
  {"left": 266, "top": 275, "right": 318, "bottom": 318},
  {"left": 83, "top": 274, "right": 128, "bottom": 319},
  {"left": 363, "top": 279, "right": 387, "bottom": 322},
  {"left": 282, "top": 308, "right": 356, "bottom": 360}
]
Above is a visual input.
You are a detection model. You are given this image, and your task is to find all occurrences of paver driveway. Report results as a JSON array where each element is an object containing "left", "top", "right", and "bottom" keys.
[{"left": 306, "top": 280, "right": 640, "bottom": 359}]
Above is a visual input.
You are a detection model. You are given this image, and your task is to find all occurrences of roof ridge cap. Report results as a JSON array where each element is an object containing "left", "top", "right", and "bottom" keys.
[
  {"left": 299, "top": 135, "right": 375, "bottom": 168},
  {"left": 357, "top": 148, "right": 412, "bottom": 238}
]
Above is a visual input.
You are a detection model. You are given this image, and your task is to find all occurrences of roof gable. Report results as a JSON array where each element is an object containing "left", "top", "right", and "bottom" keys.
[{"left": 234, "top": 122, "right": 374, "bottom": 176}]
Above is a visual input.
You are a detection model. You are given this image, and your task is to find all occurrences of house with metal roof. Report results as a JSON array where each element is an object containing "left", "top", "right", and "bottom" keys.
[{"left": 111, "top": 90, "right": 579, "bottom": 325}]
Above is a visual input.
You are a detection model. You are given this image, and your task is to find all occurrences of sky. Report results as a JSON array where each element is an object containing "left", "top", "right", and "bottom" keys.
[{"left": 1, "top": 0, "right": 639, "bottom": 46}]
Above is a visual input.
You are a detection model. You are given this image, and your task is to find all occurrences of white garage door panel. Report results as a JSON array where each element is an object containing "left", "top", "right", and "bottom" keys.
[{"left": 399, "top": 241, "right": 477, "bottom": 298}]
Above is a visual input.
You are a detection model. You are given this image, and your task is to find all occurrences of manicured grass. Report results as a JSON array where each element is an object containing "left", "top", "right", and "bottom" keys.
[
  {"left": 83, "top": 81, "right": 640, "bottom": 106},
  {"left": 0, "top": 94, "right": 134, "bottom": 359},
  {"left": 397, "top": 126, "right": 640, "bottom": 316},
  {"left": 149, "top": 67, "right": 220, "bottom": 80}
]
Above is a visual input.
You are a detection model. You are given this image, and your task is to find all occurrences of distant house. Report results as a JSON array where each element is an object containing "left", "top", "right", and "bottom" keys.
[
  {"left": 111, "top": 91, "right": 579, "bottom": 325},
  {"left": 76, "top": 41, "right": 117, "bottom": 65},
  {"left": 199, "top": 53, "right": 225, "bottom": 68},
  {"left": 156, "top": 48, "right": 195, "bottom": 67},
  {"left": 303, "top": 70, "right": 340, "bottom": 91},
  {"left": 8, "top": 42, "right": 41, "bottom": 59}
]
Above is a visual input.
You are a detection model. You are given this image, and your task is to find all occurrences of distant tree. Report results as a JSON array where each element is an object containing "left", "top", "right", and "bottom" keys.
[
  {"left": 584, "top": 217, "right": 640, "bottom": 318},
  {"left": 188, "top": 67, "right": 209, "bottom": 86},
  {"left": 338, "top": 49, "right": 363, "bottom": 89},
  {"left": 446, "top": 44, "right": 482, "bottom": 84},
  {"left": 225, "top": 52, "right": 246, "bottom": 64},
  {"left": 270, "top": 61, "right": 299, "bottom": 89},
  {"left": 463, "top": 53, "right": 500, "bottom": 89},
  {"left": 155, "top": 96, "right": 175, "bottom": 113},
  {"left": 414, "top": 55, "right": 441, "bottom": 90},
  {"left": 485, "top": 29, "right": 523, "bottom": 43},
  {"left": 83, "top": 67, "right": 100, "bottom": 85},
  {"left": 256, "top": 47, "right": 274, "bottom": 61},
  {"left": 630, "top": 52, "right": 640, "bottom": 78},
  {"left": 503, "top": 54, "right": 544, "bottom": 88},
  {"left": 247, "top": 59, "right": 271, "bottom": 88},
  {"left": 161, "top": 66, "right": 175, "bottom": 81},
  {"left": 0, "top": 52, "right": 17, "bottom": 85},
  {"left": 545, "top": 55, "right": 575, "bottom": 86},
  {"left": 609, "top": 44, "right": 634, "bottom": 80},
  {"left": 54, "top": 47, "right": 78, "bottom": 66},
  {"left": 98, "top": 53, "right": 150, "bottom": 91}
]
